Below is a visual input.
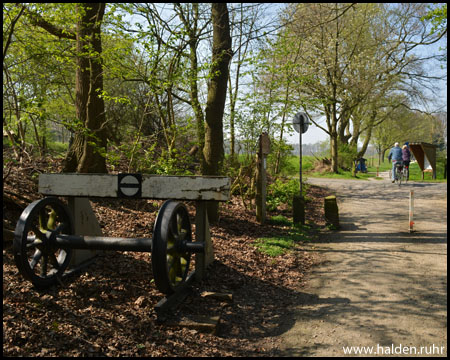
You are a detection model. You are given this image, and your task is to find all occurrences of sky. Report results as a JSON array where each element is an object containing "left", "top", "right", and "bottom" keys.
[
  {"left": 122, "top": 4, "right": 447, "bottom": 147},
  {"left": 285, "top": 40, "right": 447, "bottom": 146},
  {"left": 283, "top": 5, "right": 447, "bottom": 146}
]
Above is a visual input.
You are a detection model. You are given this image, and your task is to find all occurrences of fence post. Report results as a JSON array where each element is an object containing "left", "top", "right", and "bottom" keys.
[{"left": 256, "top": 132, "right": 270, "bottom": 224}]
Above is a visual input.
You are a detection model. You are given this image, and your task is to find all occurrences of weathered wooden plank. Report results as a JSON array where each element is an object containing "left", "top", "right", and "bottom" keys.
[
  {"left": 39, "top": 174, "right": 230, "bottom": 201},
  {"left": 173, "top": 315, "right": 220, "bottom": 334},
  {"left": 200, "top": 291, "right": 233, "bottom": 302}
]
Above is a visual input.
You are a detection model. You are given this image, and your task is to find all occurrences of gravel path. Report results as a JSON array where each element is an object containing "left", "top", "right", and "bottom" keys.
[{"left": 279, "top": 175, "right": 447, "bottom": 357}]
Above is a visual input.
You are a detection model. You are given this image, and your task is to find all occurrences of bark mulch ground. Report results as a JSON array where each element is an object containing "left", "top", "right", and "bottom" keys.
[{"left": 3, "top": 151, "right": 331, "bottom": 356}]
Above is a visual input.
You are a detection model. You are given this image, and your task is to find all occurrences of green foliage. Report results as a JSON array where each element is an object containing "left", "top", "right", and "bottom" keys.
[
  {"left": 338, "top": 144, "right": 358, "bottom": 171},
  {"left": 422, "top": 4, "right": 447, "bottom": 36},
  {"left": 47, "top": 141, "right": 68, "bottom": 155},
  {"left": 266, "top": 178, "right": 301, "bottom": 211},
  {"left": 283, "top": 155, "right": 315, "bottom": 176},
  {"left": 266, "top": 138, "right": 294, "bottom": 175}
]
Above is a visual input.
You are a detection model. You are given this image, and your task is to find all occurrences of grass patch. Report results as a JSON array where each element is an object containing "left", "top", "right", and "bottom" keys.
[
  {"left": 254, "top": 236, "right": 295, "bottom": 257},
  {"left": 255, "top": 216, "right": 311, "bottom": 256},
  {"left": 267, "top": 215, "right": 292, "bottom": 226}
]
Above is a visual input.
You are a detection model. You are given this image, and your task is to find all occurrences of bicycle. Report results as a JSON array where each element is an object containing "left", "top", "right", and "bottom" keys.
[
  {"left": 389, "top": 161, "right": 404, "bottom": 185},
  {"left": 394, "top": 161, "right": 404, "bottom": 186},
  {"left": 402, "top": 164, "right": 409, "bottom": 183}
]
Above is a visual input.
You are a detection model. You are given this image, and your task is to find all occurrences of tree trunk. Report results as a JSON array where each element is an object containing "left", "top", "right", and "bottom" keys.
[
  {"left": 203, "top": 3, "right": 232, "bottom": 223},
  {"left": 63, "top": 3, "right": 107, "bottom": 173},
  {"left": 330, "top": 133, "right": 339, "bottom": 173},
  {"left": 330, "top": 108, "right": 339, "bottom": 173}
]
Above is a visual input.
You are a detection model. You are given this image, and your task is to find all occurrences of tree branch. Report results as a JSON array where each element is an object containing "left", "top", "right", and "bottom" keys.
[
  {"left": 22, "top": 4, "right": 76, "bottom": 40},
  {"left": 3, "top": 4, "right": 25, "bottom": 61}
]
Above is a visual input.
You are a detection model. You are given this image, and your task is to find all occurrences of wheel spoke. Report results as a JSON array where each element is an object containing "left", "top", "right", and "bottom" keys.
[
  {"left": 40, "top": 254, "right": 48, "bottom": 277},
  {"left": 26, "top": 237, "right": 43, "bottom": 249},
  {"left": 48, "top": 253, "right": 60, "bottom": 270},
  {"left": 30, "top": 249, "right": 43, "bottom": 269},
  {"left": 26, "top": 235, "right": 37, "bottom": 245},
  {"left": 31, "top": 224, "right": 46, "bottom": 241},
  {"left": 167, "top": 255, "right": 176, "bottom": 282},
  {"left": 178, "top": 229, "right": 188, "bottom": 242},
  {"left": 170, "top": 256, "right": 182, "bottom": 284},
  {"left": 53, "top": 222, "right": 67, "bottom": 234}
]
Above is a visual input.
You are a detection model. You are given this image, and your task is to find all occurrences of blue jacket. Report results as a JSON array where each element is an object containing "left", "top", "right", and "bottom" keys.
[{"left": 388, "top": 146, "right": 402, "bottom": 161}]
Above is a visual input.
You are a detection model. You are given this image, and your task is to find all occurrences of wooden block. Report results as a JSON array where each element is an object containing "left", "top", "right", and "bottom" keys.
[
  {"left": 200, "top": 291, "right": 233, "bottom": 302},
  {"left": 176, "top": 315, "right": 220, "bottom": 334},
  {"left": 155, "top": 272, "right": 196, "bottom": 321}
]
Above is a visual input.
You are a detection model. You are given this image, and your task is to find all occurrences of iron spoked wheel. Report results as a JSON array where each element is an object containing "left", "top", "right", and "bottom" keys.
[
  {"left": 152, "top": 200, "right": 192, "bottom": 295},
  {"left": 13, "top": 197, "right": 74, "bottom": 289}
]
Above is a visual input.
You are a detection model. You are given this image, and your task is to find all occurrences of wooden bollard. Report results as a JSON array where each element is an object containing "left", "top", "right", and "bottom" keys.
[{"left": 324, "top": 195, "right": 340, "bottom": 229}]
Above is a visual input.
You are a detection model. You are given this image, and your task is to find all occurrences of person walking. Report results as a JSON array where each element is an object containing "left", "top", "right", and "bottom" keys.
[
  {"left": 388, "top": 142, "right": 403, "bottom": 183},
  {"left": 402, "top": 144, "right": 411, "bottom": 180}
]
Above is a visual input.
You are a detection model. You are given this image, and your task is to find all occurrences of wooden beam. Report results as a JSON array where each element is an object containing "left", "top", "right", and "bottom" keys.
[{"left": 39, "top": 174, "right": 230, "bottom": 201}]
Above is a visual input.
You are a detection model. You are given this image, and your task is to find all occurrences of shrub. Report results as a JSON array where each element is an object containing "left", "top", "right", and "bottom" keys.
[{"left": 266, "top": 178, "right": 301, "bottom": 211}]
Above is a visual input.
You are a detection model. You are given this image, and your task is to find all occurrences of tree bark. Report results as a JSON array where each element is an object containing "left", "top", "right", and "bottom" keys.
[
  {"left": 203, "top": 3, "right": 232, "bottom": 222},
  {"left": 63, "top": 3, "right": 107, "bottom": 173}
]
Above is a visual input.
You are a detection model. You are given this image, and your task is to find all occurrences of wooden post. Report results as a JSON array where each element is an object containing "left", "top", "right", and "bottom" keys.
[
  {"left": 67, "top": 197, "right": 103, "bottom": 267},
  {"left": 256, "top": 133, "right": 270, "bottom": 224},
  {"left": 293, "top": 195, "right": 305, "bottom": 224}
]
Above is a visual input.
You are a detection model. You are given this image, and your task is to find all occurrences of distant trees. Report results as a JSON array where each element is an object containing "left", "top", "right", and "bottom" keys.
[
  {"left": 3, "top": 2, "right": 445, "bottom": 184},
  {"left": 268, "top": 3, "right": 446, "bottom": 173}
]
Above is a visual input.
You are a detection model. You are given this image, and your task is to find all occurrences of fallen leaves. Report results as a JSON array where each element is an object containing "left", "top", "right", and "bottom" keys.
[{"left": 3, "top": 148, "right": 332, "bottom": 356}]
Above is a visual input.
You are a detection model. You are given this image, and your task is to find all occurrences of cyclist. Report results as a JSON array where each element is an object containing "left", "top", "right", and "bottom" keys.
[
  {"left": 388, "top": 142, "right": 403, "bottom": 183},
  {"left": 402, "top": 143, "right": 411, "bottom": 180}
]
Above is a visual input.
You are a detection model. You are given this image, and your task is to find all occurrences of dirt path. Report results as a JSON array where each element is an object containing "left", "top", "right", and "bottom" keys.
[{"left": 279, "top": 176, "right": 447, "bottom": 357}]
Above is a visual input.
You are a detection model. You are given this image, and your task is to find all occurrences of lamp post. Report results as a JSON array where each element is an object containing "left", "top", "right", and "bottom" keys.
[{"left": 292, "top": 112, "right": 310, "bottom": 224}]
